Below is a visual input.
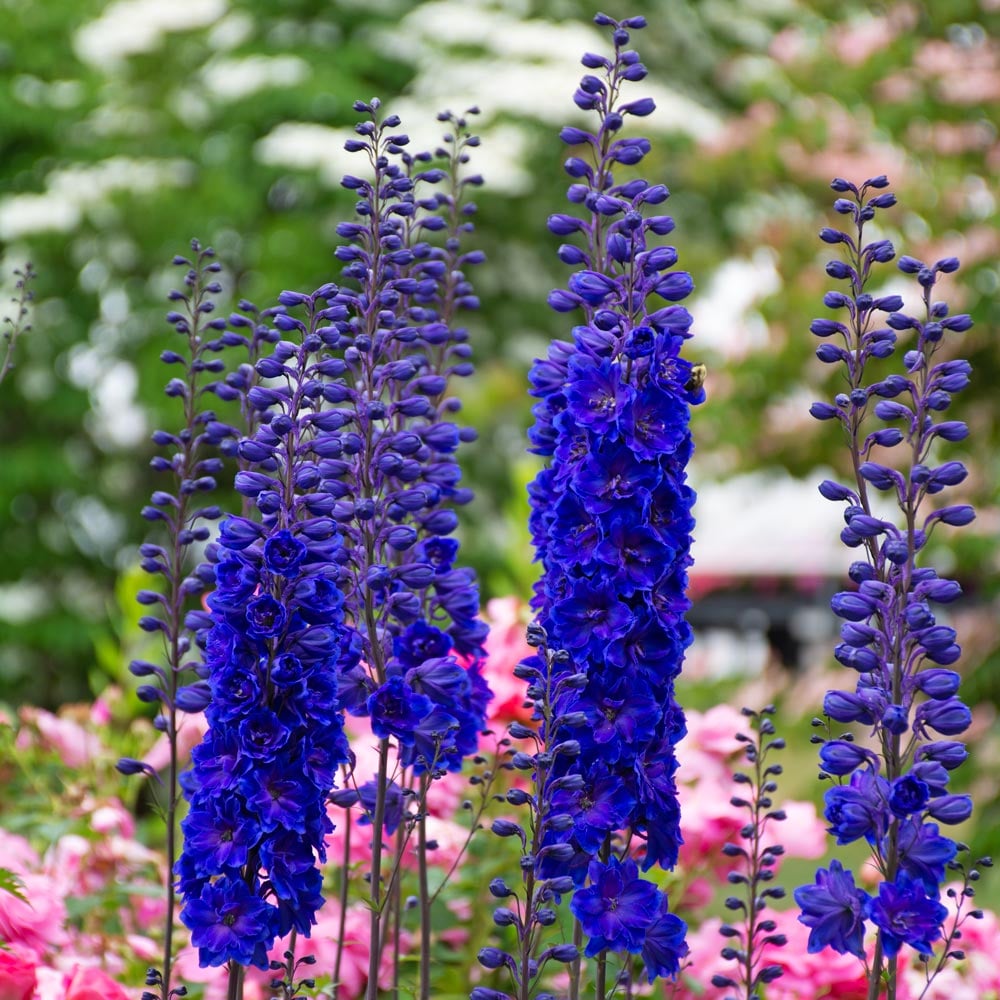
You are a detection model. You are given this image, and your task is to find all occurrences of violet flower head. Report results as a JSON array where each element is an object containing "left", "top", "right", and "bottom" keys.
[
  {"left": 122, "top": 243, "right": 244, "bottom": 996},
  {"left": 799, "top": 177, "right": 976, "bottom": 979},
  {"left": 177, "top": 287, "right": 358, "bottom": 968},
  {"left": 525, "top": 10, "right": 698, "bottom": 971},
  {"left": 794, "top": 859, "right": 868, "bottom": 959}
]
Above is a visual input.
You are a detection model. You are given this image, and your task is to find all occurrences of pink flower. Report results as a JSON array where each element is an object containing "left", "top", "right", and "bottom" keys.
[
  {"left": 63, "top": 965, "right": 130, "bottom": 1000},
  {"left": 479, "top": 597, "right": 534, "bottom": 726},
  {"left": 778, "top": 801, "right": 827, "bottom": 861},
  {"left": 22, "top": 708, "right": 105, "bottom": 769},
  {"left": 142, "top": 710, "right": 209, "bottom": 772},
  {"left": 0, "top": 873, "right": 69, "bottom": 961},
  {"left": 0, "top": 951, "right": 36, "bottom": 1000},
  {"left": 0, "top": 830, "right": 39, "bottom": 875}
]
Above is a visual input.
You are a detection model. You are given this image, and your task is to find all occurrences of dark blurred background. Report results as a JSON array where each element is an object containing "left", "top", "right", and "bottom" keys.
[{"left": 1, "top": 0, "right": 998, "bottom": 714}]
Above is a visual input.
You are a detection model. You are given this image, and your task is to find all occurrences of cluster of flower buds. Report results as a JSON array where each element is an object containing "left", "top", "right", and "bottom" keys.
[
  {"left": 797, "top": 177, "right": 978, "bottom": 973},
  {"left": 713, "top": 707, "right": 787, "bottom": 998},
  {"left": 176, "top": 287, "right": 360, "bottom": 967},
  {"left": 524, "top": 11, "right": 701, "bottom": 970}
]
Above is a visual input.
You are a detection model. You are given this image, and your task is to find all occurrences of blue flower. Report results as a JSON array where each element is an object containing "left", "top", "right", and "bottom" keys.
[
  {"left": 794, "top": 859, "right": 869, "bottom": 958},
  {"left": 570, "top": 857, "right": 662, "bottom": 956},
  {"left": 181, "top": 876, "right": 277, "bottom": 969},
  {"left": 894, "top": 819, "right": 957, "bottom": 896},
  {"left": 867, "top": 876, "right": 948, "bottom": 958},
  {"left": 823, "top": 768, "right": 890, "bottom": 845},
  {"left": 368, "top": 676, "right": 433, "bottom": 746},
  {"left": 641, "top": 901, "right": 688, "bottom": 982},
  {"left": 805, "top": 179, "right": 975, "bottom": 978}
]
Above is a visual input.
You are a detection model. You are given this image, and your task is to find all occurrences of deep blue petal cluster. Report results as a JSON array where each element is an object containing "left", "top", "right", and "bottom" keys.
[
  {"left": 177, "top": 289, "right": 358, "bottom": 968},
  {"left": 798, "top": 177, "right": 976, "bottom": 971},
  {"left": 524, "top": 12, "right": 699, "bottom": 967}
]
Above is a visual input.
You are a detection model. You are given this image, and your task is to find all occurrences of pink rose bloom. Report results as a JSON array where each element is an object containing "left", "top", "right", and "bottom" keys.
[
  {"left": 143, "top": 710, "right": 209, "bottom": 772},
  {"left": 479, "top": 597, "right": 533, "bottom": 725},
  {"left": 677, "top": 779, "right": 746, "bottom": 875},
  {"left": 778, "top": 801, "right": 827, "bottom": 862},
  {"left": 683, "top": 705, "right": 747, "bottom": 758},
  {"left": 89, "top": 798, "right": 135, "bottom": 838},
  {"left": 0, "top": 829, "right": 39, "bottom": 875},
  {"left": 63, "top": 965, "right": 130, "bottom": 1000},
  {"left": 0, "top": 873, "right": 69, "bottom": 961},
  {"left": 0, "top": 950, "right": 36, "bottom": 1000},
  {"left": 88, "top": 696, "right": 112, "bottom": 727},
  {"left": 675, "top": 705, "right": 747, "bottom": 787},
  {"left": 24, "top": 709, "right": 105, "bottom": 768},
  {"left": 32, "top": 967, "right": 65, "bottom": 1000}
]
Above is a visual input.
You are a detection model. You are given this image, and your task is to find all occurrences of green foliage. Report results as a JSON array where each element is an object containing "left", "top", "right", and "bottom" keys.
[{"left": 0, "top": 867, "right": 28, "bottom": 905}]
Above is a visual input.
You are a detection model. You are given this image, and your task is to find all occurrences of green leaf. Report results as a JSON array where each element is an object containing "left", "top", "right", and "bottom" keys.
[{"left": 0, "top": 868, "right": 29, "bottom": 905}]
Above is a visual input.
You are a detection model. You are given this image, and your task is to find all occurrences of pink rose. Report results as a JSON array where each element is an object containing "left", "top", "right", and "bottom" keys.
[
  {"left": 63, "top": 965, "right": 130, "bottom": 1000},
  {"left": 0, "top": 951, "right": 36, "bottom": 1000},
  {"left": 0, "top": 873, "right": 69, "bottom": 961},
  {"left": 26, "top": 709, "right": 105, "bottom": 768},
  {"left": 479, "top": 597, "right": 534, "bottom": 725}
]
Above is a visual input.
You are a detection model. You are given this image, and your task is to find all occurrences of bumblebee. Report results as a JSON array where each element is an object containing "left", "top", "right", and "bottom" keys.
[{"left": 685, "top": 363, "right": 707, "bottom": 393}]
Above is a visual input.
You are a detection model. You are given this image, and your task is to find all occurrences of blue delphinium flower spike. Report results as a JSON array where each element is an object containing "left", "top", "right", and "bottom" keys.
[
  {"left": 799, "top": 177, "right": 978, "bottom": 991},
  {"left": 524, "top": 11, "right": 700, "bottom": 975},
  {"left": 177, "top": 288, "right": 357, "bottom": 968}
]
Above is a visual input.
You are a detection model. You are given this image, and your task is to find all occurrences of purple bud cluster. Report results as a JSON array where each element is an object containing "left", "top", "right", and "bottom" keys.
[
  {"left": 127, "top": 244, "right": 236, "bottom": 742},
  {"left": 796, "top": 177, "right": 977, "bottom": 971},
  {"left": 524, "top": 12, "right": 700, "bottom": 970},
  {"left": 712, "top": 707, "right": 786, "bottom": 998},
  {"left": 176, "top": 289, "right": 359, "bottom": 969},
  {"left": 305, "top": 102, "right": 491, "bottom": 774}
]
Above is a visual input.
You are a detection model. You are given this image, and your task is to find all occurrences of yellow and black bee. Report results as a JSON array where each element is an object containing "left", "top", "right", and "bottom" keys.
[{"left": 685, "top": 363, "right": 707, "bottom": 394}]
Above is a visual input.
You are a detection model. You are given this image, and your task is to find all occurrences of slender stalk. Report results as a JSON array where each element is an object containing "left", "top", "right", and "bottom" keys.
[
  {"left": 226, "top": 962, "right": 244, "bottom": 1000},
  {"left": 417, "top": 772, "right": 432, "bottom": 1000},
  {"left": 366, "top": 739, "right": 391, "bottom": 1000},
  {"left": 333, "top": 794, "right": 352, "bottom": 992},
  {"left": 569, "top": 919, "right": 584, "bottom": 1000},
  {"left": 594, "top": 836, "right": 611, "bottom": 1000},
  {"left": 0, "top": 262, "right": 34, "bottom": 388}
]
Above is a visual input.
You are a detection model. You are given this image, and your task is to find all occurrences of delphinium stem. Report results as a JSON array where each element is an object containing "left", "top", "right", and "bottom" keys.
[
  {"left": 333, "top": 776, "right": 352, "bottom": 994},
  {"left": 569, "top": 920, "right": 583, "bottom": 1000},
  {"left": 417, "top": 772, "right": 432, "bottom": 1000},
  {"left": 713, "top": 707, "right": 787, "bottom": 1000}
]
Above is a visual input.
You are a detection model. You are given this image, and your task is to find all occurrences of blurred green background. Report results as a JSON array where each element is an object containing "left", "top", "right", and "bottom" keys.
[{"left": 1, "top": 0, "right": 998, "bottom": 735}]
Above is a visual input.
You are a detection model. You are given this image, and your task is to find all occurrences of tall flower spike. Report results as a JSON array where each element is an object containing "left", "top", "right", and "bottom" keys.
[
  {"left": 525, "top": 11, "right": 700, "bottom": 975},
  {"left": 176, "top": 286, "right": 356, "bottom": 971},
  {"left": 120, "top": 242, "right": 234, "bottom": 1000},
  {"left": 284, "top": 102, "right": 491, "bottom": 1000},
  {"left": 798, "top": 177, "right": 976, "bottom": 999}
]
